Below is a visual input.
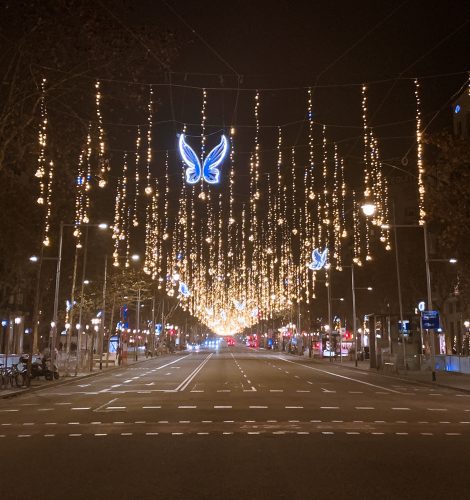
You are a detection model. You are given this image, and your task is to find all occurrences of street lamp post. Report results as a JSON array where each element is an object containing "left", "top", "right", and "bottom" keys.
[{"left": 381, "top": 220, "right": 456, "bottom": 382}]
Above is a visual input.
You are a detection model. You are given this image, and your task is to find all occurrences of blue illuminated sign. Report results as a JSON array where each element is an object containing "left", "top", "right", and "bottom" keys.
[{"left": 421, "top": 310, "right": 439, "bottom": 330}]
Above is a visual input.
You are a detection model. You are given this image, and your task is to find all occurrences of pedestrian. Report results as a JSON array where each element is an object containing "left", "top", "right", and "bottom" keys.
[{"left": 117, "top": 345, "right": 122, "bottom": 366}]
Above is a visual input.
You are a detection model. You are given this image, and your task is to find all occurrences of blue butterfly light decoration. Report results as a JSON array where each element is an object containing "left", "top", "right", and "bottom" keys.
[
  {"left": 232, "top": 299, "right": 246, "bottom": 311},
  {"left": 308, "top": 247, "right": 328, "bottom": 271},
  {"left": 178, "top": 281, "right": 190, "bottom": 298},
  {"left": 178, "top": 134, "right": 229, "bottom": 185}
]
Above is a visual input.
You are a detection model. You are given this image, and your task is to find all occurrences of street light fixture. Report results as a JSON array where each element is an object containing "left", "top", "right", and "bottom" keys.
[{"left": 361, "top": 202, "right": 376, "bottom": 217}]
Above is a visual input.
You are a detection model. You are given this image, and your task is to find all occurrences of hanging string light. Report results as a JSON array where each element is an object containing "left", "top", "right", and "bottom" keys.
[
  {"left": 321, "top": 126, "right": 330, "bottom": 248},
  {"left": 332, "top": 144, "right": 342, "bottom": 270},
  {"left": 133, "top": 126, "right": 141, "bottom": 227},
  {"left": 145, "top": 86, "right": 154, "bottom": 195},
  {"left": 95, "top": 80, "right": 108, "bottom": 188},
  {"left": 352, "top": 190, "right": 362, "bottom": 266},
  {"left": 414, "top": 78, "right": 425, "bottom": 225},
  {"left": 42, "top": 160, "right": 54, "bottom": 247},
  {"left": 35, "top": 78, "right": 47, "bottom": 207}
]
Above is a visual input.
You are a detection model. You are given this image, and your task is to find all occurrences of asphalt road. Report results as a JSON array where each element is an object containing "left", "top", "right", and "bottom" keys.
[{"left": 1, "top": 344, "right": 469, "bottom": 500}]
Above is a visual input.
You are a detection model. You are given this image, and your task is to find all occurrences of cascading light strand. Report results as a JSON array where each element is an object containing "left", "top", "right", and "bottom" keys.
[
  {"left": 95, "top": 80, "right": 108, "bottom": 188},
  {"left": 145, "top": 86, "right": 154, "bottom": 195},
  {"left": 35, "top": 78, "right": 47, "bottom": 207},
  {"left": 133, "top": 126, "right": 141, "bottom": 227},
  {"left": 414, "top": 78, "right": 425, "bottom": 225}
]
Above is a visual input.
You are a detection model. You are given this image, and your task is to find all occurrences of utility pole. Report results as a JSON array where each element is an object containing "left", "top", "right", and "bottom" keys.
[
  {"left": 99, "top": 255, "right": 108, "bottom": 370},
  {"left": 135, "top": 287, "right": 141, "bottom": 361},
  {"left": 392, "top": 204, "right": 407, "bottom": 371},
  {"left": 50, "top": 221, "right": 64, "bottom": 377},
  {"left": 76, "top": 226, "right": 89, "bottom": 373},
  {"left": 423, "top": 221, "right": 436, "bottom": 382}
]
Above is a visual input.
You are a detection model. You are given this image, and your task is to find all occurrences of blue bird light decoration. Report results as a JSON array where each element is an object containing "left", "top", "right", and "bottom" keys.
[{"left": 308, "top": 247, "right": 328, "bottom": 271}]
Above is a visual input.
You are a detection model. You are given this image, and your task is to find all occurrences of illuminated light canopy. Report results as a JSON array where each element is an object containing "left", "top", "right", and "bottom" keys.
[
  {"left": 178, "top": 134, "right": 229, "bottom": 184},
  {"left": 308, "top": 247, "right": 328, "bottom": 271}
]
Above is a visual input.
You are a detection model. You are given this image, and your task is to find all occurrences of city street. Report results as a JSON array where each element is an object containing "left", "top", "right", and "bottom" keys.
[{"left": 2, "top": 344, "right": 470, "bottom": 499}]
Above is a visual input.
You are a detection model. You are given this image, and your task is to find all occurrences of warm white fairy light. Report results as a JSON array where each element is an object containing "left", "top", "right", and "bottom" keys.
[
  {"left": 35, "top": 78, "right": 47, "bottom": 206},
  {"left": 133, "top": 127, "right": 142, "bottom": 227},
  {"left": 95, "top": 80, "right": 108, "bottom": 188},
  {"left": 332, "top": 144, "right": 342, "bottom": 270},
  {"left": 43, "top": 160, "right": 54, "bottom": 247},
  {"left": 352, "top": 190, "right": 362, "bottom": 266},
  {"left": 145, "top": 86, "right": 153, "bottom": 195},
  {"left": 321, "top": 126, "right": 330, "bottom": 248},
  {"left": 414, "top": 78, "right": 425, "bottom": 225}
]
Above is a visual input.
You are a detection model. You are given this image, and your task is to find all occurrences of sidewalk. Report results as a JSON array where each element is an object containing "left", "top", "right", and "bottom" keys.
[
  {"left": 0, "top": 352, "right": 167, "bottom": 400},
  {"left": 281, "top": 351, "right": 470, "bottom": 393}
]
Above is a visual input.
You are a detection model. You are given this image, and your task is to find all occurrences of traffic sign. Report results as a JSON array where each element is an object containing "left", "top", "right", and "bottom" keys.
[
  {"left": 421, "top": 310, "right": 439, "bottom": 330},
  {"left": 418, "top": 301, "right": 425, "bottom": 312}
]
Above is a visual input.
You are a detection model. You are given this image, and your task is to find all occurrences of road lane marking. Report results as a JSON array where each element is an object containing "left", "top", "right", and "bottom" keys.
[
  {"left": 38, "top": 408, "right": 54, "bottom": 412},
  {"left": 356, "top": 407, "right": 374, "bottom": 410},
  {"left": 94, "top": 433, "right": 107, "bottom": 437},
  {"left": 392, "top": 408, "right": 410, "bottom": 411},
  {"left": 94, "top": 398, "right": 118, "bottom": 412},
  {"left": 214, "top": 406, "right": 232, "bottom": 409},
  {"left": 155, "top": 355, "right": 191, "bottom": 370},
  {"left": 191, "top": 390, "right": 204, "bottom": 393},
  {"left": 347, "top": 432, "right": 360, "bottom": 435},
  {"left": 297, "top": 390, "right": 310, "bottom": 393},
  {"left": 427, "top": 408, "right": 448, "bottom": 411},
  {"left": 143, "top": 406, "right": 161, "bottom": 409},
  {"left": 321, "top": 407, "right": 339, "bottom": 409},
  {"left": 250, "top": 406, "right": 267, "bottom": 409},
  {"left": 69, "top": 434, "right": 82, "bottom": 437},
  {"left": 445, "top": 433, "right": 461, "bottom": 436},
  {"left": 178, "top": 406, "right": 197, "bottom": 409},
  {"left": 71, "top": 407, "right": 90, "bottom": 411},
  {"left": 279, "top": 357, "right": 402, "bottom": 393},
  {"left": 285, "top": 406, "right": 303, "bottom": 409},
  {"left": 121, "top": 433, "right": 133, "bottom": 436},
  {"left": 44, "top": 434, "right": 55, "bottom": 437},
  {"left": 106, "top": 406, "right": 126, "bottom": 410},
  {"left": 175, "top": 354, "right": 213, "bottom": 392},
  {"left": 217, "top": 390, "right": 231, "bottom": 392},
  {"left": 270, "top": 389, "right": 283, "bottom": 392}
]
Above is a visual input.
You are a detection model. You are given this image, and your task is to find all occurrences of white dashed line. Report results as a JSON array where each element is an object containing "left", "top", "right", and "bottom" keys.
[
  {"left": 178, "top": 406, "right": 197, "bottom": 409},
  {"left": 392, "top": 408, "right": 410, "bottom": 411},
  {"left": 214, "top": 406, "right": 232, "bottom": 409},
  {"left": 142, "top": 406, "right": 161, "bottom": 409},
  {"left": 321, "top": 407, "right": 339, "bottom": 410},
  {"left": 356, "top": 407, "right": 374, "bottom": 410},
  {"left": 250, "top": 406, "right": 268, "bottom": 409},
  {"left": 71, "top": 407, "right": 90, "bottom": 411},
  {"left": 285, "top": 406, "right": 303, "bottom": 409}
]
